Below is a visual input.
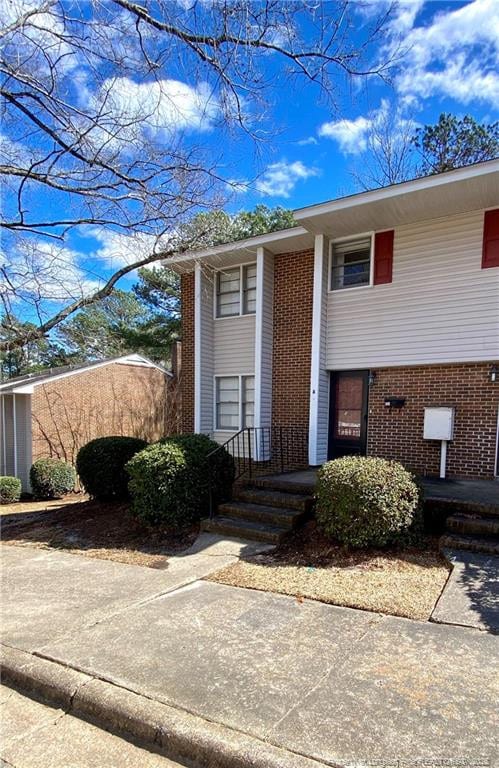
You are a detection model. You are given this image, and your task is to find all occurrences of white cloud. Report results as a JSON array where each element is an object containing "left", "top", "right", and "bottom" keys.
[
  {"left": 296, "top": 136, "right": 319, "bottom": 146},
  {"left": 318, "top": 100, "right": 417, "bottom": 158},
  {"left": 87, "top": 228, "right": 172, "bottom": 270},
  {"left": 389, "top": 0, "right": 426, "bottom": 33},
  {"left": 95, "top": 78, "right": 219, "bottom": 143},
  {"left": 255, "top": 161, "right": 320, "bottom": 198},
  {"left": 318, "top": 115, "right": 372, "bottom": 154},
  {"left": 393, "top": 0, "right": 499, "bottom": 106}
]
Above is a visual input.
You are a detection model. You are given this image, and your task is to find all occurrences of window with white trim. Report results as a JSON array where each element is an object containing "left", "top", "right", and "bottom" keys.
[
  {"left": 215, "top": 375, "right": 255, "bottom": 430},
  {"left": 216, "top": 263, "right": 256, "bottom": 317},
  {"left": 331, "top": 236, "right": 372, "bottom": 290}
]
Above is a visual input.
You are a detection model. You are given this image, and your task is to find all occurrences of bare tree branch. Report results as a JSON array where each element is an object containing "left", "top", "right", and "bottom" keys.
[{"left": 1, "top": 0, "right": 397, "bottom": 351}]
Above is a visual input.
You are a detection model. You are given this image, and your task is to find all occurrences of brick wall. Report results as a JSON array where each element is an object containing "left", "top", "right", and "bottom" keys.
[
  {"left": 368, "top": 362, "right": 499, "bottom": 479},
  {"left": 31, "top": 362, "right": 173, "bottom": 466},
  {"left": 271, "top": 249, "right": 314, "bottom": 429},
  {"left": 180, "top": 272, "right": 195, "bottom": 433}
]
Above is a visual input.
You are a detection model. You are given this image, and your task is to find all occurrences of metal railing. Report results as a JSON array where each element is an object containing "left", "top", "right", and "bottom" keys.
[{"left": 207, "top": 426, "right": 308, "bottom": 518}]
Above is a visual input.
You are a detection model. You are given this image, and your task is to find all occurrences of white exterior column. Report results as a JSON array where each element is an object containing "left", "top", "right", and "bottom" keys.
[
  {"left": 254, "top": 246, "right": 274, "bottom": 459},
  {"left": 308, "top": 234, "right": 330, "bottom": 465},
  {"left": 194, "top": 262, "right": 214, "bottom": 434}
]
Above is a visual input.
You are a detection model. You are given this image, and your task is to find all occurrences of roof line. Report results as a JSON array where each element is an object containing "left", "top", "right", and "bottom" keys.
[
  {"left": 294, "top": 159, "right": 499, "bottom": 219},
  {"left": 0, "top": 354, "right": 172, "bottom": 394}
]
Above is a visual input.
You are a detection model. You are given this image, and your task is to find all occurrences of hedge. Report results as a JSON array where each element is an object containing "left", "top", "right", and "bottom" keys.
[
  {"left": 30, "top": 458, "right": 76, "bottom": 500},
  {"left": 316, "top": 456, "right": 421, "bottom": 548},
  {"left": 0, "top": 476, "right": 22, "bottom": 504},
  {"left": 76, "top": 436, "right": 148, "bottom": 500},
  {"left": 127, "top": 433, "right": 234, "bottom": 527}
]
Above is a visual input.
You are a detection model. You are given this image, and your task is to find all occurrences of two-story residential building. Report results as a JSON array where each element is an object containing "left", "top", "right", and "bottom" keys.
[{"left": 170, "top": 160, "right": 499, "bottom": 481}]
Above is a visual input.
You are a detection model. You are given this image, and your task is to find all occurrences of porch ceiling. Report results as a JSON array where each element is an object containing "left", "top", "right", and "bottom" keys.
[{"left": 294, "top": 160, "right": 499, "bottom": 238}]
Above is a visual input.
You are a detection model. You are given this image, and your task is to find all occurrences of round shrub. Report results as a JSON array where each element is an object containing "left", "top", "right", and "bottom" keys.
[
  {"left": 316, "top": 456, "right": 421, "bottom": 548},
  {"left": 76, "top": 436, "right": 148, "bottom": 500},
  {"left": 30, "top": 458, "right": 76, "bottom": 500},
  {"left": 0, "top": 476, "right": 22, "bottom": 504},
  {"left": 127, "top": 433, "right": 235, "bottom": 527}
]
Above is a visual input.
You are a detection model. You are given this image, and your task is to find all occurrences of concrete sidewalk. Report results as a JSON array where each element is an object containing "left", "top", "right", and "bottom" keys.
[{"left": 1, "top": 544, "right": 498, "bottom": 768}]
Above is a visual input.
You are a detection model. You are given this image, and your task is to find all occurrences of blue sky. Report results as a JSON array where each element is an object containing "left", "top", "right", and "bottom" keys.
[{"left": 2, "top": 0, "right": 499, "bottom": 323}]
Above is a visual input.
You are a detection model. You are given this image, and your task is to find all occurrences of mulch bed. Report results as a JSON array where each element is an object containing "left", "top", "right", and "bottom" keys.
[
  {"left": 207, "top": 521, "right": 450, "bottom": 620},
  {"left": 1, "top": 496, "right": 198, "bottom": 568}
]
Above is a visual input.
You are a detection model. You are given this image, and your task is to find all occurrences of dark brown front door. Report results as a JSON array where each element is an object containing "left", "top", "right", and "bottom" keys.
[{"left": 328, "top": 371, "right": 369, "bottom": 459}]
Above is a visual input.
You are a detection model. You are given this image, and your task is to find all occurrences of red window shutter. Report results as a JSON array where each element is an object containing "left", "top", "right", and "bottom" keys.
[
  {"left": 482, "top": 209, "right": 499, "bottom": 269},
  {"left": 374, "top": 230, "right": 394, "bottom": 285}
]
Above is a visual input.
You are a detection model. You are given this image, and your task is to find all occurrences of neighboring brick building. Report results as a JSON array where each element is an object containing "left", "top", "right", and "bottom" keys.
[
  {"left": 175, "top": 161, "right": 499, "bottom": 480},
  {"left": 0, "top": 354, "right": 175, "bottom": 491}
]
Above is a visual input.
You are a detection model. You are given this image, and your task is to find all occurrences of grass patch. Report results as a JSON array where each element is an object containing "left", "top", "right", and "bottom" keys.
[{"left": 207, "top": 521, "right": 450, "bottom": 620}]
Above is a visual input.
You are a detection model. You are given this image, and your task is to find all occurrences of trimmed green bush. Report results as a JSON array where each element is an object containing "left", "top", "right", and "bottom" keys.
[
  {"left": 127, "top": 433, "right": 234, "bottom": 527},
  {"left": 30, "top": 458, "right": 76, "bottom": 500},
  {"left": 76, "top": 436, "right": 148, "bottom": 500},
  {"left": 316, "top": 456, "right": 421, "bottom": 548},
  {"left": 0, "top": 476, "right": 22, "bottom": 504}
]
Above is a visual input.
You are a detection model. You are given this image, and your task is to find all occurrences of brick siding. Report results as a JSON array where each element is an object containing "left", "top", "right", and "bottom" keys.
[
  {"left": 271, "top": 249, "right": 314, "bottom": 429},
  {"left": 31, "top": 362, "right": 174, "bottom": 466},
  {"left": 180, "top": 272, "right": 195, "bottom": 433},
  {"left": 367, "top": 362, "right": 499, "bottom": 479}
]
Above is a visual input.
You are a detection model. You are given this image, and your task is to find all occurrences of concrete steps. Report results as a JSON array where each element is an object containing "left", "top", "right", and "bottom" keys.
[
  {"left": 440, "top": 534, "right": 499, "bottom": 556},
  {"left": 446, "top": 514, "right": 499, "bottom": 538},
  {"left": 440, "top": 503, "right": 499, "bottom": 555},
  {"left": 201, "top": 479, "right": 314, "bottom": 544}
]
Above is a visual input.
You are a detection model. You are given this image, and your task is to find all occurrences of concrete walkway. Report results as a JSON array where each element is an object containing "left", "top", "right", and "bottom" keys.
[
  {"left": 432, "top": 549, "right": 499, "bottom": 632},
  {"left": 1, "top": 543, "right": 498, "bottom": 767}
]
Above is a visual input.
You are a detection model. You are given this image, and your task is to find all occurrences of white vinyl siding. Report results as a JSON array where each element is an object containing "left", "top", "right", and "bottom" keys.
[
  {"left": 2, "top": 395, "right": 15, "bottom": 476},
  {"left": 0, "top": 393, "right": 32, "bottom": 490},
  {"left": 14, "top": 395, "right": 31, "bottom": 491},
  {"left": 213, "top": 314, "right": 256, "bottom": 375},
  {"left": 326, "top": 209, "right": 499, "bottom": 368}
]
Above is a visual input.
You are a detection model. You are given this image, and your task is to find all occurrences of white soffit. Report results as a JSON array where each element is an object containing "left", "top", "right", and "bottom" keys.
[{"left": 294, "top": 161, "right": 499, "bottom": 237}]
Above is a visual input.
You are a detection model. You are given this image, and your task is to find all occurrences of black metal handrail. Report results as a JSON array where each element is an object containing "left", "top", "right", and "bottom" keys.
[{"left": 207, "top": 426, "right": 308, "bottom": 518}]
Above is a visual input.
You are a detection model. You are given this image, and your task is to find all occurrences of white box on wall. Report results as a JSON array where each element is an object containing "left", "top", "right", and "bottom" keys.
[{"left": 423, "top": 407, "right": 455, "bottom": 441}]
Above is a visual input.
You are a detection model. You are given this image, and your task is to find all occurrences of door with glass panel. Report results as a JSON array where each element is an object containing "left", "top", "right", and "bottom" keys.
[{"left": 328, "top": 371, "right": 369, "bottom": 459}]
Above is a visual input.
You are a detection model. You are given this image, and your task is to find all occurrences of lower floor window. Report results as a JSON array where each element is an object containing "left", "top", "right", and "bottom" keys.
[{"left": 216, "top": 375, "right": 255, "bottom": 430}]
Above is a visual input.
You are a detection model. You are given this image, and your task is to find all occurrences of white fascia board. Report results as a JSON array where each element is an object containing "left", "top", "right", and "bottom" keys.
[
  {"left": 294, "top": 160, "right": 499, "bottom": 221},
  {"left": 165, "top": 226, "right": 311, "bottom": 271}
]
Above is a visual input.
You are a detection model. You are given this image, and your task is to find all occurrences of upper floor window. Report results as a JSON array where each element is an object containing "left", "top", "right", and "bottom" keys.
[
  {"left": 331, "top": 236, "right": 372, "bottom": 291},
  {"left": 216, "top": 263, "right": 257, "bottom": 317}
]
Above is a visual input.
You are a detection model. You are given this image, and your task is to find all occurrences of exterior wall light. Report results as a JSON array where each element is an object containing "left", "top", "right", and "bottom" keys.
[
  {"left": 368, "top": 371, "right": 376, "bottom": 387},
  {"left": 490, "top": 364, "right": 499, "bottom": 383}
]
